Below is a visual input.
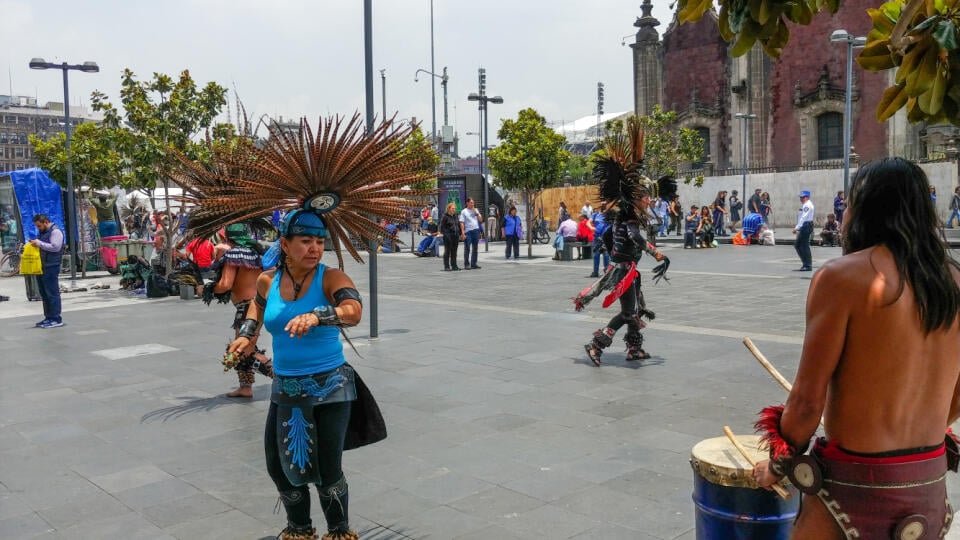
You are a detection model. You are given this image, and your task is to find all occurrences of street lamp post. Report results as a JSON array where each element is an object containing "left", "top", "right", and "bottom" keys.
[
  {"left": 429, "top": 0, "right": 436, "bottom": 147},
  {"left": 468, "top": 79, "right": 503, "bottom": 252},
  {"left": 414, "top": 67, "right": 449, "bottom": 133},
  {"left": 734, "top": 112, "right": 757, "bottom": 212},
  {"left": 29, "top": 57, "right": 99, "bottom": 287},
  {"left": 379, "top": 69, "right": 386, "bottom": 120},
  {"left": 830, "top": 29, "right": 867, "bottom": 197}
]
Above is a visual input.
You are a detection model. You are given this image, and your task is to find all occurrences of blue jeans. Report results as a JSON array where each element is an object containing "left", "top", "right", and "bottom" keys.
[
  {"left": 592, "top": 247, "right": 610, "bottom": 274},
  {"left": 37, "top": 264, "right": 61, "bottom": 322},
  {"left": 464, "top": 229, "right": 480, "bottom": 267},
  {"left": 948, "top": 209, "right": 960, "bottom": 228}
]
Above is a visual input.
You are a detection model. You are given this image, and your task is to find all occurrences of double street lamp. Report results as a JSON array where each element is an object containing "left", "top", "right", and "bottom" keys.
[
  {"left": 734, "top": 112, "right": 757, "bottom": 210},
  {"left": 29, "top": 57, "right": 99, "bottom": 285},
  {"left": 415, "top": 67, "right": 450, "bottom": 148},
  {"left": 468, "top": 88, "right": 503, "bottom": 252},
  {"left": 829, "top": 29, "right": 867, "bottom": 197}
]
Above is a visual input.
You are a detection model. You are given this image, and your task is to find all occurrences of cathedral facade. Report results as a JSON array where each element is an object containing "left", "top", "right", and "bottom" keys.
[{"left": 630, "top": 0, "right": 950, "bottom": 173}]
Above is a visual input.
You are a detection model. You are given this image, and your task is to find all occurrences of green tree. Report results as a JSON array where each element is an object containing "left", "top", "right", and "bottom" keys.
[
  {"left": 487, "top": 108, "right": 570, "bottom": 257},
  {"left": 398, "top": 124, "right": 440, "bottom": 192},
  {"left": 30, "top": 122, "right": 127, "bottom": 191},
  {"left": 600, "top": 107, "right": 706, "bottom": 188},
  {"left": 91, "top": 68, "right": 227, "bottom": 272},
  {"left": 675, "top": 0, "right": 960, "bottom": 125},
  {"left": 30, "top": 122, "right": 130, "bottom": 276},
  {"left": 562, "top": 153, "right": 591, "bottom": 185}
]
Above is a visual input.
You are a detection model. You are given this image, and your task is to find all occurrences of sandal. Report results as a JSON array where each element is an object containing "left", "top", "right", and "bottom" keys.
[
  {"left": 626, "top": 348, "right": 652, "bottom": 361},
  {"left": 584, "top": 344, "right": 602, "bottom": 367}
]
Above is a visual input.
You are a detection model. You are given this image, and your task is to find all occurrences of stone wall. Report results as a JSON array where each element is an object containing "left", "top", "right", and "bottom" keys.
[
  {"left": 769, "top": 0, "right": 887, "bottom": 165},
  {"left": 675, "top": 161, "right": 957, "bottom": 228}
]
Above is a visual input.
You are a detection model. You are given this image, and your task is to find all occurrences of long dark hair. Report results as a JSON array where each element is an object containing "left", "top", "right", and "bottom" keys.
[{"left": 845, "top": 157, "right": 960, "bottom": 333}]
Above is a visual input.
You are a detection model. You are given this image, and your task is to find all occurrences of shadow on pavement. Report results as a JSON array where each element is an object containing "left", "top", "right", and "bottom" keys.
[{"left": 140, "top": 394, "right": 268, "bottom": 423}]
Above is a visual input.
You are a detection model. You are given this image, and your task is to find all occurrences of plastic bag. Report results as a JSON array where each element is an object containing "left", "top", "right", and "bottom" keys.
[{"left": 19, "top": 243, "right": 42, "bottom": 275}]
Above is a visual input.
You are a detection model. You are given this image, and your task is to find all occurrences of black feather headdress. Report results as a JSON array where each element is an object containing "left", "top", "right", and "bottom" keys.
[
  {"left": 593, "top": 116, "right": 652, "bottom": 210},
  {"left": 171, "top": 114, "right": 436, "bottom": 269}
]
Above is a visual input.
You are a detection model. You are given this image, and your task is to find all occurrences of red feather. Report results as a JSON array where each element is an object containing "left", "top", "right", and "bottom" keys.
[
  {"left": 754, "top": 405, "right": 793, "bottom": 460},
  {"left": 602, "top": 263, "right": 638, "bottom": 308}
]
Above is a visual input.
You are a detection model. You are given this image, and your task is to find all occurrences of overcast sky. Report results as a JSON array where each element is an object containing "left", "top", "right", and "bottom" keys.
[{"left": 2, "top": 1, "right": 677, "bottom": 157}]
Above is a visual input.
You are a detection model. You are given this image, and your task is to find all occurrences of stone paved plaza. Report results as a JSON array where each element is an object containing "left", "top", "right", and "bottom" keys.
[{"left": 2, "top": 240, "right": 959, "bottom": 539}]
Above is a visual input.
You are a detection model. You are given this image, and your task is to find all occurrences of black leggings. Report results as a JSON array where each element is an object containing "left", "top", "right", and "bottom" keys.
[
  {"left": 606, "top": 279, "right": 644, "bottom": 332},
  {"left": 265, "top": 400, "right": 351, "bottom": 528},
  {"left": 443, "top": 236, "right": 459, "bottom": 268}
]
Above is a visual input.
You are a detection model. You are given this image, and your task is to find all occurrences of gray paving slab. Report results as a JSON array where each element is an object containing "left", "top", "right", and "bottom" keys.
[{"left": 3, "top": 243, "right": 960, "bottom": 538}]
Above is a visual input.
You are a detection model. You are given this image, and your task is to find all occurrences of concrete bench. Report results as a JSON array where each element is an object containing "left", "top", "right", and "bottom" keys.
[{"left": 561, "top": 241, "right": 591, "bottom": 261}]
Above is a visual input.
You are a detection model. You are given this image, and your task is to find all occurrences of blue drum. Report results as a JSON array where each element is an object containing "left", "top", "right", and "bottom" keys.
[{"left": 690, "top": 435, "right": 799, "bottom": 539}]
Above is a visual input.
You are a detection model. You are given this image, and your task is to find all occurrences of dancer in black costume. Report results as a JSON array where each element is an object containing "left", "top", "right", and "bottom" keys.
[{"left": 573, "top": 118, "right": 674, "bottom": 365}]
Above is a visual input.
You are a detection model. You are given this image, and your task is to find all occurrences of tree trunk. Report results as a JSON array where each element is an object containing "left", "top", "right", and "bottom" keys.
[
  {"left": 525, "top": 189, "right": 533, "bottom": 258},
  {"left": 162, "top": 178, "right": 175, "bottom": 277},
  {"left": 77, "top": 185, "right": 87, "bottom": 279}
]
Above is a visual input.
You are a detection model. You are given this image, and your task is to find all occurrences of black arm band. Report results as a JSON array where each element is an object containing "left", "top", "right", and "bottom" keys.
[
  {"left": 238, "top": 318, "right": 260, "bottom": 339},
  {"left": 332, "top": 287, "right": 362, "bottom": 306},
  {"left": 254, "top": 293, "right": 267, "bottom": 309}
]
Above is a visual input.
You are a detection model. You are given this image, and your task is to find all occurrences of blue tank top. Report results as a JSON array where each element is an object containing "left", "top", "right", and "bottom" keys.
[{"left": 264, "top": 264, "right": 344, "bottom": 376}]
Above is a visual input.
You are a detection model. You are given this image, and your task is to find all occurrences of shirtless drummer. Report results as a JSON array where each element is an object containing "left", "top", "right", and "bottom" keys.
[{"left": 753, "top": 157, "right": 960, "bottom": 538}]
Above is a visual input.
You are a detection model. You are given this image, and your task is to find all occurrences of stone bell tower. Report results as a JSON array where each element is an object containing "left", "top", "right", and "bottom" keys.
[{"left": 631, "top": 0, "right": 663, "bottom": 116}]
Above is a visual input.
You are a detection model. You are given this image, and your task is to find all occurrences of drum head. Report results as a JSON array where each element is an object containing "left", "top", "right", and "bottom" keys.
[{"left": 691, "top": 435, "right": 767, "bottom": 488}]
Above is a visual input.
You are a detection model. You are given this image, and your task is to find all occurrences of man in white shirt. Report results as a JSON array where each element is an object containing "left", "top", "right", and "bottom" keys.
[
  {"left": 793, "top": 190, "right": 815, "bottom": 271},
  {"left": 580, "top": 201, "right": 593, "bottom": 218},
  {"left": 459, "top": 197, "right": 483, "bottom": 269}
]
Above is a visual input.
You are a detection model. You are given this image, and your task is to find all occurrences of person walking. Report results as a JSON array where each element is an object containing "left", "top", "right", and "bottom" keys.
[
  {"left": 729, "top": 190, "right": 742, "bottom": 231},
  {"left": 753, "top": 157, "right": 960, "bottom": 538},
  {"left": 502, "top": 206, "right": 523, "bottom": 260},
  {"left": 948, "top": 187, "right": 960, "bottom": 229},
  {"left": 712, "top": 190, "right": 729, "bottom": 236},
  {"left": 440, "top": 202, "right": 461, "bottom": 271},
  {"left": 459, "top": 198, "right": 483, "bottom": 269},
  {"left": 30, "top": 214, "right": 64, "bottom": 328},
  {"left": 793, "top": 190, "right": 815, "bottom": 271}
]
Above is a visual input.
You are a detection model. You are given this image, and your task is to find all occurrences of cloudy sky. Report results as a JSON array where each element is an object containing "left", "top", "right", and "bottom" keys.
[{"left": 2, "top": 1, "right": 677, "bottom": 156}]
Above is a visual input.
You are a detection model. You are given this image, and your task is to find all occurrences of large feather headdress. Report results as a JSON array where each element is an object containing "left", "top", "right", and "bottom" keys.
[
  {"left": 171, "top": 113, "right": 435, "bottom": 269},
  {"left": 593, "top": 115, "right": 677, "bottom": 209}
]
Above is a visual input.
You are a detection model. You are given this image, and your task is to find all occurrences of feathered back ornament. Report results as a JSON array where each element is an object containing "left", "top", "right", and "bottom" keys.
[
  {"left": 594, "top": 115, "right": 650, "bottom": 210},
  {"left": 171, "top": 113, "right": 436, "bottom": 269}
]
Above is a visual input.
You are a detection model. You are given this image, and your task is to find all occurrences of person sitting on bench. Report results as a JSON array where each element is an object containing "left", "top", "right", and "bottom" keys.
[{"left": 552, "top": 216, "right": 579, "bottom": 260}]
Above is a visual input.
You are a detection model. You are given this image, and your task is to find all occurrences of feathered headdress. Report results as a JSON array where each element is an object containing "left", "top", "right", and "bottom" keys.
[
  {"left": 593, "top": 116, "right": 678, "bottom": 209},
  {"left": 171, "top": 113, "right": 435, "bottom": 269}
]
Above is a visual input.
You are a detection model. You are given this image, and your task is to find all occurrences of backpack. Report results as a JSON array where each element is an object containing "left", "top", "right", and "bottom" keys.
[{"left": 146, "top": 271, "right": 172, "bottom": 298}]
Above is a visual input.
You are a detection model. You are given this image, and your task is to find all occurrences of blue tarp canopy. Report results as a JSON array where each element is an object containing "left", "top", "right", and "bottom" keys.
[{"left": 9, "top": 168, "right": 65, "bottom": 240}]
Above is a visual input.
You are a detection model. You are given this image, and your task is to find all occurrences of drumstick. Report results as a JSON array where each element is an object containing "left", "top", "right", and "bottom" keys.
[
  {"left": 743, "top": 337, "right": 793, "bottom": 392},
  {"left": 723, "top": 426, "right": 791, "bottom": 500}
]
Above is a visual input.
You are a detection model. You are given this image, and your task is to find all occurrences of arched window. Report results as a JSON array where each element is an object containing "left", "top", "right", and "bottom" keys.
[
  {"left": 817, "top": 112, "right": 843, "bottom": 160},
  {"left": 692, "top": 127, "right": 710, "bottom": 169}
]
